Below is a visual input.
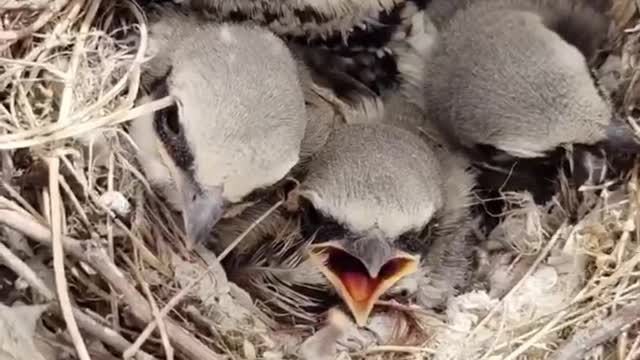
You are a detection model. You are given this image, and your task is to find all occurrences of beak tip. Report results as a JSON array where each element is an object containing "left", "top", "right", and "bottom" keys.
[
  {"left": 185, "top": 222, "right": 215, "bottom": 247},
  {"left": 183, "top": 198, "right": 225, "bottom": 247},
  {"left": 353, "top": 312, "right": 370, "bottom": 327}
]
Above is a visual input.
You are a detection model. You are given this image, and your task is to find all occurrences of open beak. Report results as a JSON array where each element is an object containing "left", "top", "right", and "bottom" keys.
[{"left": 308, "top": 242, "right": 419, "bottom": 326}]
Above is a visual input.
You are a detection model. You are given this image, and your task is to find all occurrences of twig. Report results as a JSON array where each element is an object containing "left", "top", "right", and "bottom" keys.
[
  {"left": 0, "top": 196, "right": 224, "bottom": 360},
  {"left": 357, "top": 345, "right": 437, "bottom": 355},
  {"left": 124, "top": 200, "right": 283, "bottom": 358},
  {"left": 479, "top": 302, "right": 508, "bottom": 360},
  {"left": 0, "top": 0, "right": 51, "bottom": 10},
  {"left": 106, "top": 151, "right": 120, "bottom": 331},
  {"left": 0, "top": 0, "right": 81, "bottom": 90},
  {"left": 467, "top": 222, "right": 567, "bottom": 340},
  {"left": 126, "top": 255, "right": 174, "bottom": 360},
  {"left": 1, "top": 180, "right": 47, "bottom": 222},
  {"left": 0, "top": 0, "right": 69, "bottom": 42},
  {"left": 0, "top": 241, "right": 54, "bottom": 299},
  {"left": 550, "top": 302, "right": 640, "bottom": 360},
  {"left": 0, "top": 235, "right": 157, "bottom": 360},
  {"left": 58, "top": 155, "right": 168, "bottom": 275},
  {"left": 47, "top": 156, "right": 92, "bottom": 360},
  {"left": 0, "top": 95, "right": 174, "bottom": 150},
  {"left": 624, "top": 334, "right": 640, "bottom": 360},
  {"left": 42, "top": 1, "right": 101, "bottom": 356},
  {"left": 217, "top": 199, "right": 284, "bottom": 261},
  {"left": 142, "top": 282, "right": 174, "bottom": 360},
  {"left": 57, "top": 0, "right": 100, "bottom": 125}
]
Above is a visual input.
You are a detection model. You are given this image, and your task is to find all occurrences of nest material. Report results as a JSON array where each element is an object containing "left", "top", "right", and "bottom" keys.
[{"left": 0, "top": 1, "right": 639, "bottom": 359}]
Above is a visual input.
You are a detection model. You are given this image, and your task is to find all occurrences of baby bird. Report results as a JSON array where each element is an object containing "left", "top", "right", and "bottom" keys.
[
  {"left": 130, "top": 6, "right": 378, "bottom": 248},
  {"left": 421, "top": 0, "right": 635, "bottom": 162},
  {"left": 296, "top": 122, "right": 476, "bottom": 325},
  {"left": 130, "top": 4, "right": 477, "bottom": 327}
]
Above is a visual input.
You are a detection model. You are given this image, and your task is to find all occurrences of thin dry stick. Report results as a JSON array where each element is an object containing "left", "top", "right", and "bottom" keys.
[
  {"left": 0, "top": 0, "right": 81, "bottom": 92},
  {"left": 106, "top": 151, "right": 119, "bottom": 331},
  {"left": 47, "top": 156, "right": 91, "bottom": 360},
  {"left": 57, "top": 0, "right": 101, "bottom": 125},
  {"left": 0, "top": 241, "right": 54, "bottom": 299},
  {"left": 1, "top": 180, "right": 47, "bottom": 222},
  {"left": 0, "top": 96, "right": 174, "bottom": 149},
  {"left": 0, "top": 240, "right": 157, "bottom": 360},
  {"left": 58, "top": 155, "right": 167, "bottom": 274},
  {"left": 0, "top": 0, "right": 51, "bottom": 10},
  {"left": 358, "top": 345, "right": 437, "bottom": 355},
  {"left": 479, "top": 302, "right": 508, "bottom": 360},
  {"left": 581, "top": 232, "right": 640, "bottom": 300},
  {"left": 618, "top": 331, "right": 629, "bottom": 360},
  {"left": 550, "top": 302, "right": 640, "bottom": 360},
  {"left": 71, "top": 0, "right": 147, "bottom": 120},
  {"left": 489, "top": 290, "right": 639, "bottom": 354},
  {"left": 123, "top": 252, "right": 174, "bottom": 360},
  {"left": 502, "top": 284, "right": 640, "bottom": 359},
  {"left": 40, "top": 2, "right": 100, "bottom": 356},
  {"left": 467, "top": 222, "right": 567, "bottom": 341},
  {"left": 0, "top": 200, "right": 224, "bottom": 360},
  {"left": 123, "top": 200, "right": 284, "bottom": 358},
  {"left": 0, "top": 0, "right": 69, "bottom": 42},
  {"left": 624, "top": 334, "right": 640, "bottom": 360},
  {"left": 58, "top": 175, "right": 91, "bottom": 229},
  {"left": 139, "top": 271, "right": 174, "bottom": 360}
]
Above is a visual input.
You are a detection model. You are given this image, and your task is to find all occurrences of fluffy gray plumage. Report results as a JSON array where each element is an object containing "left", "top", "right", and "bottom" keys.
[
  {"left": 301, "top": 123, "right": 445, "bottom": 240},
  {"left": 300, "top": 119, "right": 477, "bottom": 310},
  {"left": 131, "top": 7, "right": 383, "bottom": 247},
  {"left": 421, "top": 0, "right": 624, "bottom": 159},
  {"left": 184, "top": 0, "right": 404, "bottom": 39},
  {"left": 131, "top": 3, "right": 479, "bottom": 323},
  {"left": 141, "top": 12, "right": 305, "bottom": 204}
]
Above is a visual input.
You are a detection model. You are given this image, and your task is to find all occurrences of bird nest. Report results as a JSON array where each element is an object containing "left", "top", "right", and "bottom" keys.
[{"left": 0, "top": 1, "right": 640, "bottom": 359}]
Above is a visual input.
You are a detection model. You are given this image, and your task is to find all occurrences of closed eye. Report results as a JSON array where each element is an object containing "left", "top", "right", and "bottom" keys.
[
  {"left": 162, "top": 104, "right": 181, "bottom": 135},
  {"left": 152, "top": 99, "right": 194, "bottom": 171}
]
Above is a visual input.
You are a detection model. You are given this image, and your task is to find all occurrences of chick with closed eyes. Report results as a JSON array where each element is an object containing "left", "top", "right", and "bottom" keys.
[
  {"left": 398, "top": 0, "right": 635, "bottom": 202},
  {"left": 421, "top": 0, "right": 629, "bottom": 161}
]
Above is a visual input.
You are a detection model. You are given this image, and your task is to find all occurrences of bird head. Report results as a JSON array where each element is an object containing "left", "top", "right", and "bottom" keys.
[
  {"left": 135, "top": 11, "right": 308, "bottom": 247},
  {"left": 298, "top": 123, "right": 445, "bottom": 325}
]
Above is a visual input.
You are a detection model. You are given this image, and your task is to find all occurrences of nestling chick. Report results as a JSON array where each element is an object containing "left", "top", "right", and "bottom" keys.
[
  {"left": 130, "top": 7, "right": 378, "bottom": 247},
  {"left": 296, "top": 122, "right": 476, "bottom": 326},
  {"left": 421, "top": 0, "right": 636, "bottom": 161}
]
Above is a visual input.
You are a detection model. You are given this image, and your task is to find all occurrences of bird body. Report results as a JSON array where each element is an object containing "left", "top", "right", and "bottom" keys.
[
  {"left": 131, "top": 4, "right": 478, "bottom": 328},
  {"left": 293, "top": 8, "right": 478, "bottom": 317},
  {"left": 422, "top": 0, "right": 615, "bottom": 160},
  {"left": 300, "top": 121, "right": 477, "bottom": 324}
]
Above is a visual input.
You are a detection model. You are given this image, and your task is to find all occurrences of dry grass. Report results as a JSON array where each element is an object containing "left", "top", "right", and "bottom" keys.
[{"left": 0, "top": 0, "right": 640, "bottom": 359}]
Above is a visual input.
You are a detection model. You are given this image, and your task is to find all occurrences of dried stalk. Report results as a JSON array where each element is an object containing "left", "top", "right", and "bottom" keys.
[
  {"left": 48, "top": 156, "right": 92, "bottom": 360},
  {"left": 0, "top": 196, "right": 224, "bottom": 360},
  {"left": 550, "top": 302, "right": 640, "bottom": 360},
  {"left": 124, "top": 200, "right": 283, "bottom": 358},
  {"left": 0, "top": 240, "right": 157, "bottom": 360}
]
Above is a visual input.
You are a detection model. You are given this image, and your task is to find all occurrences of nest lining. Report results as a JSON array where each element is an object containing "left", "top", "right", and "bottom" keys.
[{"left": 0, "top": 1, "right": 640, "bottom": 360}]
